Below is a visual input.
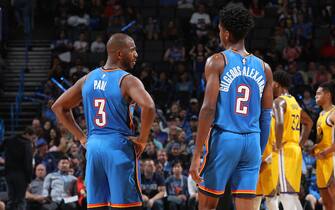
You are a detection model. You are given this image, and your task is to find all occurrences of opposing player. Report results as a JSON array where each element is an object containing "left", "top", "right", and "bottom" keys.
[
  {"left": 52, "top": 33, "right": 156, "bottom": 210},
  {"left": 314, "top": 82, "right": 335, "bottom": 210},
  {"left": 189, "top": 4, "right": 273, "bottom": 210},
  {"left": 255, "top": 114, "right": 279, "bottom": 210},
  {"left": 272, "top": 70, "right": 313, "bottom": 210}
]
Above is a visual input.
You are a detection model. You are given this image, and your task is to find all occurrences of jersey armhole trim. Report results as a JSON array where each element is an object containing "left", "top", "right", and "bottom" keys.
[
  {"left": 221, "top": 52, "right": 227, "bottom": 66},
  {"left": 326, "top": 111, "right": 335, "bottom": 127},
  {"left": 119, "top": 73, "right": 131, "bottom": 88}
]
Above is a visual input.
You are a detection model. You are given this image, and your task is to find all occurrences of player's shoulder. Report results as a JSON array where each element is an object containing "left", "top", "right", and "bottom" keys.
[
  {"left": 273, "top": 96, "right": 286, "bottom": 107},
  {"left": 205, "top": 52, "right": 225, "bottom": 72}
]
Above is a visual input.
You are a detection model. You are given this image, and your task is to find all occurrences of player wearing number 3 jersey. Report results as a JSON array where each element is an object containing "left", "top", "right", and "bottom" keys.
[
  {"left": 189, "top": 4, "right": 273, "bottom": 210},
  {"left": 52, "top": 33, "right": 155, "bottom": 210}
]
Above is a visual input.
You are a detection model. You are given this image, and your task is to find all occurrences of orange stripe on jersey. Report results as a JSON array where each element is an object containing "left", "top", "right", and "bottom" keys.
[
  {"left": 231, "top": 190, "right": 256, "bottom": 194},
  {"left": 110, "top": 202, "right": 142, "bottom": 208},
  {"left": 135, "top": 156, "right": 142, "bottom": 194},
  {"left": 199, "top": 128, "right": 212, "bottom": 175},
  {"left": 199, "top": 185, "right": 225, "bottom": 195},
  {"left": 88, "top": 202, "right": 111, "bottom": 208}
]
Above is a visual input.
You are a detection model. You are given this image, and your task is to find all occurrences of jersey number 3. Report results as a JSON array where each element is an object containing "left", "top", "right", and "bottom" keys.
[
  {"left": 235, "top": 85, "right": 250, "bottom": 115},
  {"left": 94, "top": 99, "right": 106, "bottom": 127}
]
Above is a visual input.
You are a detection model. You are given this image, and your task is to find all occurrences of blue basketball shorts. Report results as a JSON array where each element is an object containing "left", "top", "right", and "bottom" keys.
[
  {"left": 85, "top": 133, "right": 142, "bottom": 208},
  {"left": 198, "top": 128, "right": 261, "bottom": 197}
]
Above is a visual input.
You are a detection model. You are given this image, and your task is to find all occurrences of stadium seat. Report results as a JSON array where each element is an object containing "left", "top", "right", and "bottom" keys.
[
  {"left": 141, "top": 7, "right": 158, "bottom": 18},
  {"left": 158, "top": 7, "right": 176, "bottom": 19},
  {"left": 144, "top": 40, "right": 164, "bottom": 51},
  {"left": 143, "top": 50, "right": 163, "bottom": 63}
]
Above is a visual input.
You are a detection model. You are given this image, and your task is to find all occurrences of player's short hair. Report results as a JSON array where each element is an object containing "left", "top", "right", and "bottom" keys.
[
  {"left": 219, "top": 4, "right": 254, "bottom": 42},
  {"left": 273, "top": 70, "right": 291, "bottom": 88},
  {"left": 319, "top": 81, "right": 335, "bottom": 104}
]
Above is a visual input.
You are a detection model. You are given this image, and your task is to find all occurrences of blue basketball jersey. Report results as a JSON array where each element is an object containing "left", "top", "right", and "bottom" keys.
[
  {"left": 213, "top": 50, "right": 266, "bottom": 133},
  {"left": 82, "top": 68, "right": 134, "bottom": 137}
]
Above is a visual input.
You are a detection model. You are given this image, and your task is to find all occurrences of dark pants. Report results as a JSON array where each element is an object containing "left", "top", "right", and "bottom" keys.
[
  {"left": 5, "top": 172, "right": 28, "bottom": 210},
  {"left": 27, "top": 201, "right": 43, "bottom": 210},
  {"left": 41, "top": 201, "right": 77, "bottom": 210}
]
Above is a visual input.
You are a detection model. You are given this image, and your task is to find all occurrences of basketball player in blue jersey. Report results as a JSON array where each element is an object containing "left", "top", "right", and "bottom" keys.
[
  {"left": 189, "top": 4, "right": 273, "bottom": 210},
  {"left": 52, "top": 33, "right": 156, "bottom": 210}
]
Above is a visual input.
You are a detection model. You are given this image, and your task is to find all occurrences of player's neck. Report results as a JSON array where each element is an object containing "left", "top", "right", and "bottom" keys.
[
  {"left": 226, "top": 41, "right": 248, "bottom": 56},
  {"left": 322, "top": 103, "right": 334, "bottom": 112},
  {"left": 104, "top": 58, "right": 124, "bottom": 70}
]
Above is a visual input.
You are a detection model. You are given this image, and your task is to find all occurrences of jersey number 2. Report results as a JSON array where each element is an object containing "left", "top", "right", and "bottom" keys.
[
  {"left": 94, "top": 99, "right": 106, "bottom": 127},
  {"left": 235, "top": 85, "right": 250, "bottom": 115}
]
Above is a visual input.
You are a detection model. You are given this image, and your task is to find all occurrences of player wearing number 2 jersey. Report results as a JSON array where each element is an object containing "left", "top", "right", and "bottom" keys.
[
  {"left": 272, "top": 70, "right": 313, "bottom": 210},
  {"left": 52, "top": 33, "right": 155, "bottom": 210},
  {"left": 189, "top": 4, "right": 273, "bottom": 210}
]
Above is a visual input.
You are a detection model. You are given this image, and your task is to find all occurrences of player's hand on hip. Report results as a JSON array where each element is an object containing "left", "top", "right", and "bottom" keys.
[
  {"left": 189, "top": 153, "right": 203, "bottom": 184},
  {"left": 128, "top": 136, "right": 147, "bottom": 158}
]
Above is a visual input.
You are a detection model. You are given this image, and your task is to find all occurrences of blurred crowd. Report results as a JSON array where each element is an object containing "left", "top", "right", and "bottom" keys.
[{"left": 0, "top": 0, "right": 335, "bottom": 209}]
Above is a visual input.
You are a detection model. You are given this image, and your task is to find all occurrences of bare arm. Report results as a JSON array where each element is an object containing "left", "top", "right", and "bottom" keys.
[
  {"left": 273, "top": 97, "right": 286, "bottom": 150},
  {"left": 189, "top": 53, "right": 223, "bottom": 183},
  {"left": 150, "top": 186, "right": 166, "bottom": 202},
  {"left": 122, "top": 75, "right": 155, "bottom": 143},
  {"left": 51, "top": 76, "right": 86, "bottom": 144},
  {"left": 299, "top": 110, "right": 313, "bottom": 147},
  {"left": 262, "top": 63, "right": 273, "bottom": 109},
  {"left": 194, "top": 54, "right": 222, "bottom": 154}
]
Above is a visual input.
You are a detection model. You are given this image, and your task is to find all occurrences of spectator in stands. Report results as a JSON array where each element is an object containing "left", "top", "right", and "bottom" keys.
[
  {"left": 187, "top": 174, "right": 198, "bottom": 210},
  {"left": 145, "top": 17, "right": 160, "bottom": 40},
  {"left": 273, "top": 26, "right": 288, "bottom": 54},
  {"left": 163, "top": 20, "right": 178, "bottom": 40},
  {"left": 163, "top": 40, "right": 185, "bottom": 64},
  {"left": 189, "top": 42, "right": 211, "bottom": 82},
  {"left": 302, "top": 90, "right": 319, "bottom": 116},
  {"left": 69, "top": 58, "right": 89, "bottom": 78},
  {"left": 177, "top": 0, "right": 194, "bottom": 9},
  {"left": 89, "top": 0, "right": 104, "bottom": 29},
  {"left": 142, "top": 141, "right": 158, "bottom": 160},
  {"left": 190, "top": 3, "right": 211, "bottom": 39},
  {"left": 4, "top": 126, "right": 35, "bottom": 210},
  {"left": 54, "top": 0, "right": 70, "bottom": 27},
  {"left": 32, "top": 118, "right": 41, "bottom": 132},
  {"left": 176, "top": 72, "right": 193, "bottom": 105},
  {"left": 41, "top": 156, "right": 78, "bottom": 210},
  {"left": 313, "top": 64, "right": 331, "bottom": 87},
  {"left": 34, "top": 138, "right": 48, "bottom": 166},
  {"left": 67, "top": 0, "right": 90, "bottom": 27},
  {"left": 51, "top": 30, "right": 72, "bottom": 53},
  {"left": 90, "top": 35, "right": 106, "bottom": 53},
  {"left": 141, "top": 159, "right": 166, "bottom": 210},
  {"left": 187, "top": 98, "right": 200, "bottom": 118},
  {"left": 249, "top": 0, "right": 264, "bottom": 17},
  {"left": 282, "top": 39, "right": 302, "bottom": 62},
  {"left": 104, "top": 0, "right": 123, "bottom": 25},
  {"left": 152, "top": 72, "right": 174, "bottom": 108},
  {"left": 152, "top": 121, "right": 168, "bottom": 146},
  {"left": 157, "top": 149, "right": 171, "bottom": 178},
  {"left": 73, "top": 33, "right": 89, "bottom": 53},
  {"left": 165, "top": 160, "right": 189, "bottom": 210},
  {"left": 26, "top": 164, "right": 47, "bottom": 210},
  {"left": 320, "top": 35, "right": 335, "bottom": 59}
]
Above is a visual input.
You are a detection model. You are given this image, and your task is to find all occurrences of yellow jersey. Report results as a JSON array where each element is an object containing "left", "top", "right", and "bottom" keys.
[
  {"left": 316, "top": 107, "right": 335, "bottom": 151},
  {"left": 280, "top": 95, "right": 302, "bottom": 144},
  {"left": 315, "top": 106, "right": 335, "bottom": 188}
]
